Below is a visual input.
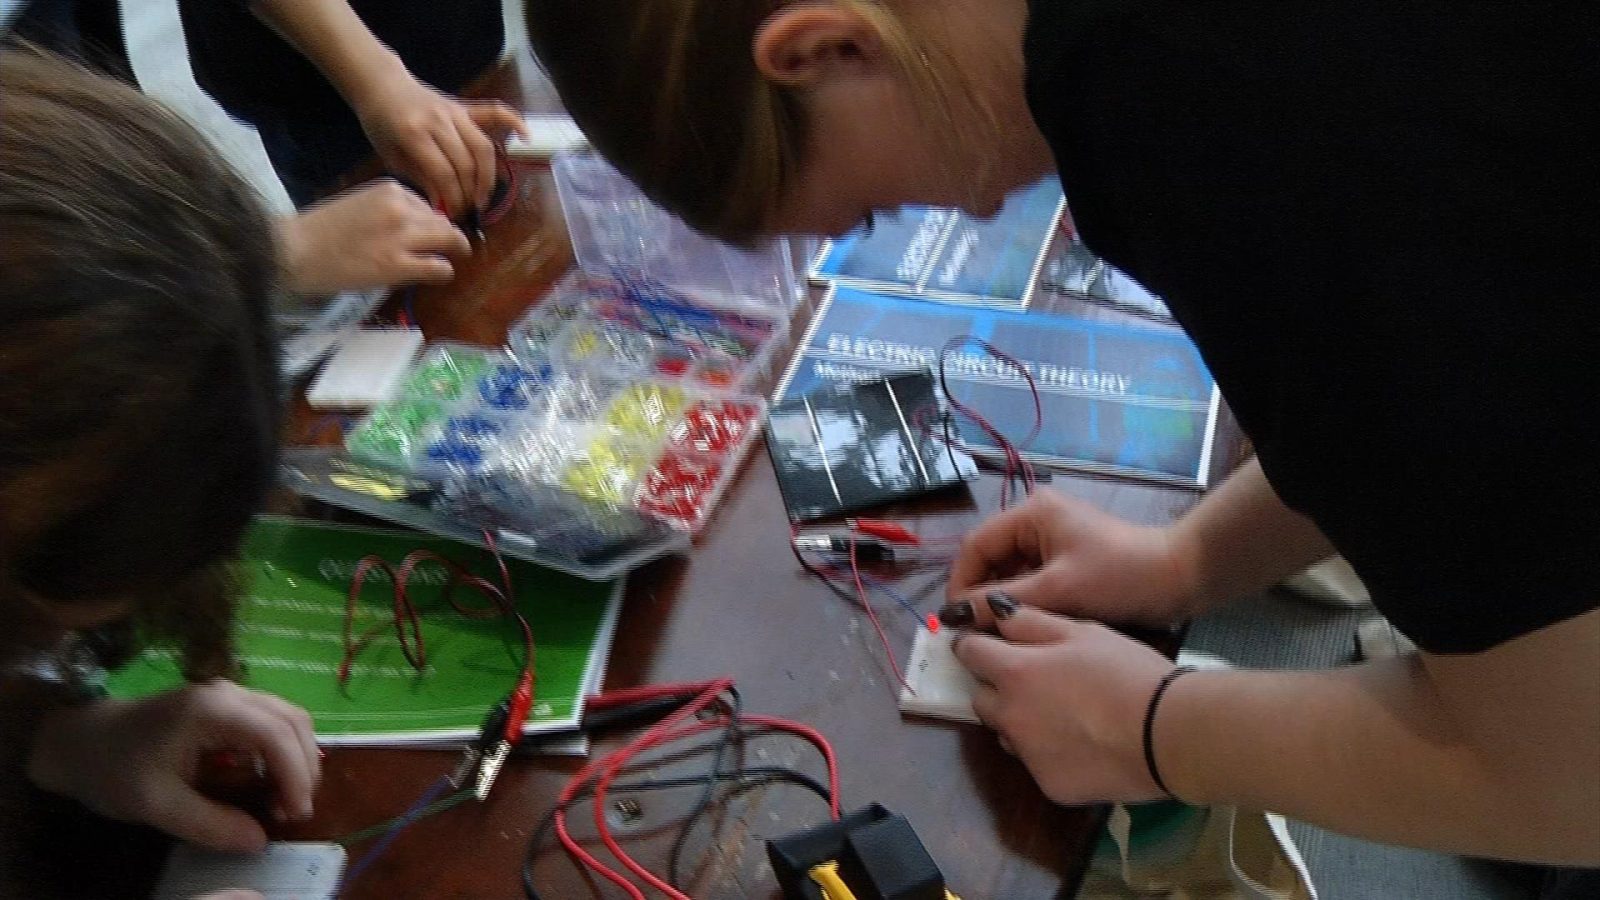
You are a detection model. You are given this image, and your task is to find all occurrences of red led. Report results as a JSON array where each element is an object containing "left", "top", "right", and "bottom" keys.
[{"left": 697, "top": 367, "right": 734, "bottom": 388}]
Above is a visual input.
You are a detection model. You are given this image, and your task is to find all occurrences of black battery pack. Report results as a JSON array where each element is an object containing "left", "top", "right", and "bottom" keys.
[{"left": 767, "top": 804, "right": 946, "bottom": 900}]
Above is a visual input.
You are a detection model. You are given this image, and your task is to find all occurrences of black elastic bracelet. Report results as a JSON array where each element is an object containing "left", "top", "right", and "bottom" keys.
[{"left": 1142, "top": 664, "right": 1198, "bottom": 799}]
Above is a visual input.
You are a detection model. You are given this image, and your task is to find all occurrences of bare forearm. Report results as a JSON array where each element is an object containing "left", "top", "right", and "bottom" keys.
[
  {"left": 1170, "top": 457, "right": 1336, "bottom": 610},
  {"left": 249, "top": 0, "right": 406, "bottom": 108},
  {"left": 1157, "top": 654, "right": 1600, "bottom": 864}
]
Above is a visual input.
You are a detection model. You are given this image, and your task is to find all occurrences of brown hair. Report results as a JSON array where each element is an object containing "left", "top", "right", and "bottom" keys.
[
  {"left": 0, "top": 47, "right": 281, "bottom": 680},
  {"left": 524, "top": 0, "right": 959, "bottom": 244}
]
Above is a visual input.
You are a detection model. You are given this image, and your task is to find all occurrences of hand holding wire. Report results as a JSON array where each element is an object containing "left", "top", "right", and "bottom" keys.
[
  {"left": 355, "top": 73, "right": 524, "bottom": 218},
  {"left": 951, "top": 603, "right": 1176, "bottom": 805},
  {"left": 941, "top": 489, "right": 1200, "bottom": 631},
  {"left": 278, "top": 178, "right": 470, "bottom": 295}
]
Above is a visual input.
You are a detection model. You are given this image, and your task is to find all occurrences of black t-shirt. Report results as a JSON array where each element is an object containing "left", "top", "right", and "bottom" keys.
[
  {"left": 6, "top": 0, "right": 129, "bottom": 80},
  {"left": 179, "top": 0, "right": 502, "bottom": 125},
  {"left": 178, "top": 0, "right": 502, "bottom": 200},
  {"left": 1024, "top": 1, "right": 1599, "bottom": 653}
]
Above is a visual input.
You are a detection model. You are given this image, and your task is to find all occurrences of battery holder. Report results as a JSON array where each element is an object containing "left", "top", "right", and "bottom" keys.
[{"left": 767, "top": 804, "right": 946, "bottom": 900}]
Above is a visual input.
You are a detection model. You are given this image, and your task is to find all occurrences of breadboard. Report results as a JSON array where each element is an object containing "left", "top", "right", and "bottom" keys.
[
  {"left": 305, "top": 327, "right": 423, "bottom": 408},
  {"left": 504, "top": 114, "right": 589, "bottom": 159},
  {"left": 898, "top": 626, "right": 982, "bottom": 725}
]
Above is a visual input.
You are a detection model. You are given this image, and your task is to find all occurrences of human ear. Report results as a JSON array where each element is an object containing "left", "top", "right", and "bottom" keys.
[{"left": 753, "top": 5, "right": 887, "bottom": 88}]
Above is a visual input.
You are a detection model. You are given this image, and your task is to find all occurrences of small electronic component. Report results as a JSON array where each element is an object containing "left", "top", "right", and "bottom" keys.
[{"left": 896, "top": 626, "right": 982, "bottom": 725}]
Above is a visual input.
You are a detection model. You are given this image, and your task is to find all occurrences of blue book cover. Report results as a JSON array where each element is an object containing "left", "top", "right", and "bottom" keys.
[
  {"left": 775, "top": 287, "right": 1221, "bottom": 488},
  {"left": 809, "top": 178, "right": 1065, "bottom": 308}
]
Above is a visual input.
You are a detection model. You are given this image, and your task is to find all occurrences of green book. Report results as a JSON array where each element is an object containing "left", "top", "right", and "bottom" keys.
[{"left": 104, "top": 517, "right": 621, "bottom": 745}]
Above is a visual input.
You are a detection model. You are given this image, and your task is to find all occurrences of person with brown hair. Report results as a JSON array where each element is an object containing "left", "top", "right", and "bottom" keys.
[
  {"left": 0, "top": 46, "right": 318, "bottom": 887},
  {"left": 522, "top": 1, "right": 1599, "bottom": 893}
]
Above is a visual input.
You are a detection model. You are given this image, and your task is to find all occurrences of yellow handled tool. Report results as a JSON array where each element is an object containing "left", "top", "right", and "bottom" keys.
[
  {"left": 807, "top": 861, "right": 961, "bottom": 900},
  {"left": 808, "top": 861, "right": 857, "bottom": 900}
]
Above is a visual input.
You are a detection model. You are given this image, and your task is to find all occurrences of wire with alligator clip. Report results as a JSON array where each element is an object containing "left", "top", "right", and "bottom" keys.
[
  {"left": 847, "top": 537, "right": 916, "bottom": 696},
  {"left": 331, "top": 531, "right": 538, "bottom": 891},
  {"left": 790, "top": 527, "right": 919, "bottom": 691}
]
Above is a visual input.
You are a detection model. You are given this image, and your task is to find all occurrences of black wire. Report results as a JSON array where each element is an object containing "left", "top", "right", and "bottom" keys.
[
  {"left": 519, "top": 763, "right": 832, "bottom": 900},
  {"left": 665, "top": 688, "right": 742, "bottom": 888},
  {"left": 791, "top": 537, "right": 863, "bottom": 607},
  {"left": 521, "top": 717, "right": 838, "bottom": 896},
  {"left": 939, "top": 408, "right": 965, "bottom": 482},
  {"left": 909, "top": 571, "right": 950, "bottom": 609},
  {"left": 522, "top": 696, "right": 749, "bottom": 900}
]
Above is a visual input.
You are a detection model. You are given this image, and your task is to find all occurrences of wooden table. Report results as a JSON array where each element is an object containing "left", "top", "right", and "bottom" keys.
[{"left": 6, "top": 52, "right": 1237, "bottom": 900}]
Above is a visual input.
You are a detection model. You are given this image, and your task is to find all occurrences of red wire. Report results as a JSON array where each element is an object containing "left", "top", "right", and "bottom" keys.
[
  {"left": 481, "top": 151, "right": 518, "bottom": 226},
  {"left": 739, "top": 714, "right": 840, "bottom": 819},
  {"left": 587, "top": 713, "right": 842, "bottom": 898},
  {"left": 339, "top": 535, "right": 535, "bottom": 704},
  {"left": 553, "top": 679, "right": 733, "bottom": 898},
  {"left": 550, "top": 679, "right": 841, "bottom": 898},
  {"left": 849, "top": 538, "right": 915, "bottom": 697},
  {"left": 789, "top": 525, "right": 922, "bottom": 697},
  {"left": 937, "top": 336, "right": 1042, "bottom": 509}
]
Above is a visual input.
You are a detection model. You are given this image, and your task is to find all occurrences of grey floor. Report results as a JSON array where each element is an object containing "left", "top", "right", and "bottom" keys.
[{"left": 1180, "top": 592, "right": 1534, "bottom": 900}]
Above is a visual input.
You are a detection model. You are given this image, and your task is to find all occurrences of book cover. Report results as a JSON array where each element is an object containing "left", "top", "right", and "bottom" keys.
[
  {"left": 775, "top": 287, "right": 1221, "bottom": 489},
  {"left": 103, "top": 517, "right": 620, "bottom": 745},
  {"left": 1041, "top": 238, "right": 1173, "bottom": 321},
  {"left": 809, "top": 177, "right": 1065, "bottom": 308}
]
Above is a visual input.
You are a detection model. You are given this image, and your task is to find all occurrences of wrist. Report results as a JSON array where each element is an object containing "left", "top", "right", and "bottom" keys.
[
  {"left": 1143, "top": 665, "right": 1198, "bottom": 798},
  {"left": 1148, "top": 669, "right": 1230, "bottom": 807},
  {"left": 338, "top": 47, "right": 413, "bottom": 115},
  {"left": 274, "top": 216, "right": 314, "bottom": 295},
  {"left": 1158, "top": 524, "right": 1210, "bottom": 619}
]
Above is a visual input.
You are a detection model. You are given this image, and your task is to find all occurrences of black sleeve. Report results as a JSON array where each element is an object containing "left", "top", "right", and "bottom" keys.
[
  {"left": 6, "top": 0, "right": 130, "bottom": 80},
  {"left": 179, "top": 0, "right": 502, "bottom": 124},
  {"left": 1024, "top": 0, "right": 1600, "bottom": 653}
]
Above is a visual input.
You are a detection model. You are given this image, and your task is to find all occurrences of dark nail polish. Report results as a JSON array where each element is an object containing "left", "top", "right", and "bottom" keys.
[
  {"left": 986, "top": 591, "right": 1019, "bottom": 620},
  {"left": 938, "top": 602, "right": 976, "bottom": 629}
]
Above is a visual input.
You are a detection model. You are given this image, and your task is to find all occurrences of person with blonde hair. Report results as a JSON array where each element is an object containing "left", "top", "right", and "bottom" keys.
[{"left": 522, "top": 2, "right": 1599, "bottom": 894}]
